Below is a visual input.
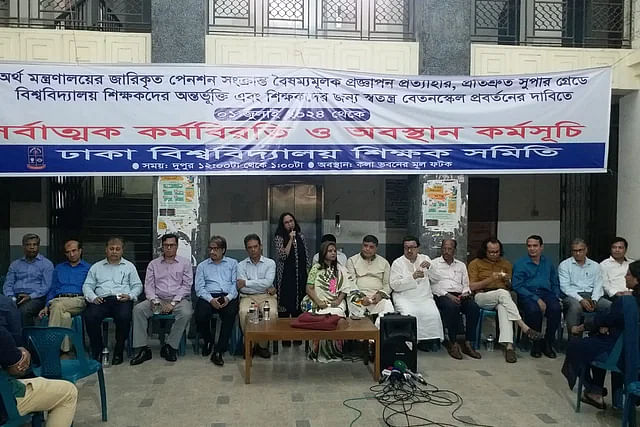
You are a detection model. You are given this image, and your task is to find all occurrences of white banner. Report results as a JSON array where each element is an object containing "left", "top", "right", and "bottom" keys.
[{"left": 0, "top": 63, "right": 611, "bottom": 175}]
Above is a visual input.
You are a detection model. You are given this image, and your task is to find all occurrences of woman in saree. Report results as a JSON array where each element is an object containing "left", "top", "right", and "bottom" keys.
[{"left": 301, "top": 240, "right": 355, "bottom": 362}]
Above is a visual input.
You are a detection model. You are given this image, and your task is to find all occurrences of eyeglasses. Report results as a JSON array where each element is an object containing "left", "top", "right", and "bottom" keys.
[
  {"left": 571, "top": 248, "right": 586, "bottom": 253},
  {"left": 162, "top": 243, "right": 177, "bottom": 248},
  {"left": 208, "top": 246, "right": 223, "bottom": 251}
]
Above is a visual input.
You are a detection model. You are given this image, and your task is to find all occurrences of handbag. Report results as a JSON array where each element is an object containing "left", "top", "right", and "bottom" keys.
[{"left": 290, "top": 312, "right": 341, "bottom": 331}]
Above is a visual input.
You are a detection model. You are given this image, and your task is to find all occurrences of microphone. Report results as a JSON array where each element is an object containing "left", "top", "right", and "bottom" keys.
[
  {"left": 379, "top": 369, "right": 392, "bottom": 383},
  {"left": 394, "top": 360, "right": 427, "bottom": 384}
]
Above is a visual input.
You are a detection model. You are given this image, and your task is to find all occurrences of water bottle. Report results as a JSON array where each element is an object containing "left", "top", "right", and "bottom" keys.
[
  {"left": 248, "top": 302, "right": 257, "bottom": 324},
  {"left": 101, "top": 347, "right": 110, "bottom": 368},
  {"left": 263, "top": 301, "right": 270, "bottom": 321},
  {"left": 486, "top": 334, "right": 495, "bottom": 352}
]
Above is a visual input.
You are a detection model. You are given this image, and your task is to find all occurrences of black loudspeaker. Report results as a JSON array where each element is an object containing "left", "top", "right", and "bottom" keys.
[{"left": 380, "top": 314, "right": 417, "bottom": 373}]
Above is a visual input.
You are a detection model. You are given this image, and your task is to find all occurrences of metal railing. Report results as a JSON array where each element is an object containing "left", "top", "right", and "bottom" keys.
[
  {"left": 102, "top": 176, "right": 123, "bottom": 198},
  {"left": 208, "top": 0, "right": 415, "bottom": 41},
  {"left": 49, "top": 176, "right": 95, "bottom": 263},
  {"left": 0, "top": 0, "right": 151, "bottom": 32},
  {"left": 472, "top": 0, "right": 631, "bottom": 48}
]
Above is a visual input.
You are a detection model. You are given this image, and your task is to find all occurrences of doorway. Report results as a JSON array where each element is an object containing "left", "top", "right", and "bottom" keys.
[{"left": 269, "top": 184, "right": 323, "bottom": 259}]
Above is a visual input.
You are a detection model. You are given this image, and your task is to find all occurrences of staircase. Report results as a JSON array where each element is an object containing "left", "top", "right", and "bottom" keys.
[{"left": 81, "top": 196, "right": 153, "bottom": 282}]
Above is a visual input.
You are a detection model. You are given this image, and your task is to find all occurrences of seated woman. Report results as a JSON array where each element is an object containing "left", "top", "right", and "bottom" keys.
[
  {"left": 300, "top": 240, "right": 355, "bottom": 362},
  {"left": 561, "top": 260, "right": 640, "bottom": 409}
]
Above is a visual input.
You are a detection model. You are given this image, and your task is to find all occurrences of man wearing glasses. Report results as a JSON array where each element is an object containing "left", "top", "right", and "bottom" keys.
[
  {"left": 130, "top": 233, "right": 193, "bottom": 365},
  {"left": 194, "top": 235, "right": 238, "bottom": 366},
  {"left": 559, "top": 238, "right": 610, "bottom": 337},
  {"left": 389, "top": 235, "right": 444, "bottom": 350}
]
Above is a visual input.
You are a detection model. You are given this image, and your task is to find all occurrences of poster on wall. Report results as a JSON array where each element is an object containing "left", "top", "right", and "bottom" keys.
[
  {"left": 422, "top": 180, "right": 462, "bottom": 232},
  {"left": 0, "top": 63, "right": 612, "bottom": 175},
  {"left": 157, "top": 176, "right": 199, "bottom": 265}
]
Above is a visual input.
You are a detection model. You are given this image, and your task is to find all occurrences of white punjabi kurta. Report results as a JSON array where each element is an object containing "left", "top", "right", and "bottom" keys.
[{"left": 390, "top": 254, "right": 444, "bottom": 341}]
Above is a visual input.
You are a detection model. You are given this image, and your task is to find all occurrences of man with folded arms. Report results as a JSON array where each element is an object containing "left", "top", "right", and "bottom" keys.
[
  {"left": 38, "top": 239, "right": 90, "bottom": 353},
  {"left": 237, "top": 233, "right": 276, "bottom": 359},
  {"left": 600, "top": 237, "right": 634, "bottom": 300},
  {"left": 195, "top": 235, "right": 239, "bottom": 367},
  {"left": 3, "top": 233, "right": 53, "bottom": 326},
  {"left": 131, "top": 233, "right": 193, "bottom": 365},
  {"left": 430, "top": 239, "right": 482, "bottom": 360},
  {"left": 559, "top": 238, "right": 611, "bottom": 337},
  {"left": 82, "top": 237, "right": 143, "bottom": 365}
]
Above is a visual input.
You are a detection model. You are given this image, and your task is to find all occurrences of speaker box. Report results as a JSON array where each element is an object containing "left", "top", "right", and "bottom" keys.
[{"left": 380, "top": 314, "right": 417, "bottom": 373}]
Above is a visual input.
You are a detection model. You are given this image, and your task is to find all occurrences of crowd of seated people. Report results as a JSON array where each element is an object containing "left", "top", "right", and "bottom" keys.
[{"left": 1, "top": 224, "right": 637, "bottom": 422}]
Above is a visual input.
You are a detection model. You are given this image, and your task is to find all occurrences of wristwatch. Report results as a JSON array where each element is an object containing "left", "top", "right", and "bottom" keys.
[{"left": 171, "top": 301, "right": 177, "bottom": 307}]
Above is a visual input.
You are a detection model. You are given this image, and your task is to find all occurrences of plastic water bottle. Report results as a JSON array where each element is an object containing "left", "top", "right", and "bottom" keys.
[
  {"left": 263, "top": 301, "right": 270, "bottom": 321},
  {"left": 486, "top": 334, "right": 495, "bottom": 352},
  {"left": 101, "top": 347, "right": 110, "bottom": 368},
  {"left": 249, "top": 302, "right": 257, "bottom": 324}
]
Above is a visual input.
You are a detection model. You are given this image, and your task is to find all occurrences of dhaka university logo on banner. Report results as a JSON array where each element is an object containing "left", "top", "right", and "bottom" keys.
[{"left": 27, "top": 146, "right": 46, "bottom": 170}]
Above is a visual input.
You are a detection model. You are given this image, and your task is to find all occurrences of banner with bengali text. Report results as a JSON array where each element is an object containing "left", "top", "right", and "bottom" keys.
[{"left": 0, "top": 63, "right": 611, "bottom": 175}]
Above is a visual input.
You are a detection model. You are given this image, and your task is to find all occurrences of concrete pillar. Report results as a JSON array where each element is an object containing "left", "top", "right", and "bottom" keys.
[
  {"left": 408, "top": 175, "right": 469, "bottom": 261},
  {"left": 407, "top": 2, "right": 471, "bottom": 260},
  {"left": 617, "top": 91, "right": 640, "bottom": 259},
  {"left": 150, "top": 0, "right": 208, "bottom": 262}
]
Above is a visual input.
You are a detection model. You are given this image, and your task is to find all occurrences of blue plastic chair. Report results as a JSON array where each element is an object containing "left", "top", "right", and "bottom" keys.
[
  {"left": 0, "top": 371, "right": 41, "bottom": 427},
  {"left": 150, "top": 314, "right": 187, "bottom": 356},
  {"left": 474, "top": 308, "right": 498, "bottom": 350},
  {"left": 575, "top": 333, "right": 623, "bottom": 412},
  {"left": 23, "top": 326, "right": 107, "bottom": 422},
  {"left": 622, "top": 381, "right": 640, "bottom": 427}
]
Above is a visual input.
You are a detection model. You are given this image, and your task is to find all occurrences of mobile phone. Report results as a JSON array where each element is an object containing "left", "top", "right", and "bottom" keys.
[{"left": 217, "top": 296, "right": 226, "bottom": 304}]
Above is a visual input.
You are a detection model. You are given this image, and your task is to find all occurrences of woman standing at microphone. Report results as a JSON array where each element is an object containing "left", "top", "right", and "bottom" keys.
[{"left": 274, "top": 212, "right": 310, "bottom": 345}]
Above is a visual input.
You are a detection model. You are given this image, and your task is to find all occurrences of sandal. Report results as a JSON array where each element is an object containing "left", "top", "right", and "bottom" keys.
[
  {"left": 525, "top": 328, "right": 544, "bottom": 341},
  {"left": 581, "top": 394, "right": 606, "bottom": 410}
]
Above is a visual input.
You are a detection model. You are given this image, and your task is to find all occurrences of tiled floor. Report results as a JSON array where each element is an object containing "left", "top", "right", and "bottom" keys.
[{"left": 72, "top": 341, "right": 627, "bottom": 427}]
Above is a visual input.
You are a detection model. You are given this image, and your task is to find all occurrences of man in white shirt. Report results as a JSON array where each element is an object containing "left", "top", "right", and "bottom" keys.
[
  {"left": 389, "top": 235, "right": 444, "bottom": 349},
  {"left": 312, "top": 234, "right": 348, "bottom": 266},
  {"left": 600, "top": 237, "right": 634, "bottom": 299},
  {"left": 429, "top": 239, "right": 481, "bottom": 360},
  {"left": 346, "top": 235, "right": 394, "bottom": 327},
  {"left": 237, "top": 234, "right": 276, "bottom": 359}
]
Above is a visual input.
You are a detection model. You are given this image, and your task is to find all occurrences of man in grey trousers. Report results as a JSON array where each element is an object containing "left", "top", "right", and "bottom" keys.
[{"left": 130, "top": 233, "right": 193, "bottom": 364}]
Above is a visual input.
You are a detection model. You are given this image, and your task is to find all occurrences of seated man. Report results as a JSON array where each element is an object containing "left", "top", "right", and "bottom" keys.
[
  {"left": 237, "top": 233, "right": 276, "bottom": 359},
  {"left": 390, "top": 236, "right": 444, "bottom": 349},
  {"left": 559, "top": 238, "right": 611, "bottom": 337},
  {"left": 312, "top": 234, "right": 348, "bottom": 265},
  {"left": 512, "top": 235, "right": 561, "bottom": 359},
  {"left": 469, "top": 238, "right": 542, "bottom": 363},
  {"left": 38, "top": 239, "right": 90, "bottom": 353},
  {"left": 0, "top": 301, "right": 77, "bottom": 425},
  {"left": 131, "top": 233, "right": 193, "bottom": 365},
  {"left": 600, "top": 236, "right": 634, "bottom": 299},
  {"left": 346, "top": 235, "right": 394, "bottom": 327},
  {"left": 3, "top": 233, "right": 53, "bottom": 326},
  {"left": 82, "top": 237, "right": 143, "bottom": 365},
  {"left": 430, "top": 239, "right": 481, "bottom": 360},
  {"left": 195, "top": 235, "right": 239, "bottom": 367}
]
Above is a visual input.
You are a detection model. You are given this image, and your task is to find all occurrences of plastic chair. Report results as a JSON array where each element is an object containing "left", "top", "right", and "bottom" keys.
[
  {"left": 0, "top": 371, "right": 42, "bottom": 427},
  {"left": 474, "top": 308, "right": 498, "bottom": 350},
  {"left": 575, "top": 333, "right": 623, "bottom": 412},
  {"left": 102, "top": 317, "right": 133, "bottom": 358},
  {"left": 40, "top": 314, "right": 85, "bottom": 348},
  {"left": 150, "top": 314, "right": 187, "bottom": 356},
  {"left": 622, "top": 381, "right": 640, "bottom": 427},
  {"left": 23, "top": 326, "right": 108, "bottom": 422}
]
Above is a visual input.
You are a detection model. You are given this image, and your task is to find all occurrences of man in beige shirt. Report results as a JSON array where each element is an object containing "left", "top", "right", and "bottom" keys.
[{"left": 346, "top": 235, "right": 394, "bottom": 327}]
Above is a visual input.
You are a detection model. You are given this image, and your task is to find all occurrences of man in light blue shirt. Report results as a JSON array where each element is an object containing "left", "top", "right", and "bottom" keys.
[
  {"left": 82, "top": 237, "right": 142, "bottom": 364},
  {"left": 195, "top": 235, "right": 238, "bottom": 366},
  {"left": 237, "top": 233, "right": 276, "bottom": 359},
  {"left": 3, "top": 233, "right": 54, "bottom": 326},
  {"left": 559, "top": 238, "right": 611, "bottom": 337}
]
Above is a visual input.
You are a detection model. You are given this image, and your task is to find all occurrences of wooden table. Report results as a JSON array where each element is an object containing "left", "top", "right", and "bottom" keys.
[{"left": 244, "top": 317, "right": 380, "bottom": 384}]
